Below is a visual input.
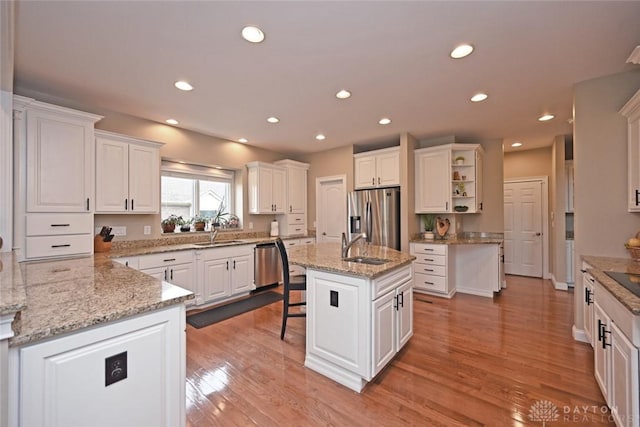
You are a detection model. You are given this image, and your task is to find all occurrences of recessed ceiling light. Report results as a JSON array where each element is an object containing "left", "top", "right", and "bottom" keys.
[
  {"left": 242, "top": 26, "right": 265, "bottom": 43},
  {"left": 511, "top": 142, "right": 523, "bottom": 147},
  {"left": 335, "top": 89, "right": 351, "bottom": 99},
  {"left": 450, "top": 44, "right": 474, "bottom": 59},
  {"left": 378, "top": 118, "right": 392, "bottom": 125},
  {"left": 470, "top": 93, "right": 488, "bottom": 102},
  {"left": 538, "top": 114, "right": 555, "bottom": 121},
  {"left": 238, "top": 138, "right": 248, "bottom": 143},
  {"left": 267, "top": 116, "right": 279, "bottom": 124},
  {"left": 315, "top": 134, "right": 326, "bottom": 141},
  {"left": 165, "top": 119, "right": 179, "bottom": 125},
  {"left": 174, "top": 81, "right": 193, "bottom": 91}
]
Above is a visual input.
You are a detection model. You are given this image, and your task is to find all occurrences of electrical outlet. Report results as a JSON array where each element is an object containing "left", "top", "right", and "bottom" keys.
[
  {"left": 111, "top": 226, "right": 127, "bottom": 236},
  {"left": 105, "top": 351, "right": 127, "bottom": 386},
  {"left": 143, "top": 225, "right": 151, "bottom": 235},
  {"left": 249, "top": 222, "right": 253, "bottom": 229}
]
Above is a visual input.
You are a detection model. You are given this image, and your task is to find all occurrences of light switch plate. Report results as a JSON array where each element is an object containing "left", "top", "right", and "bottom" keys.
[
  {"left": 143, "top": 225, "right": 151, "bottom": 235},
  {"left": 111, "top": 226, "right": 127, "bottom": 236}
]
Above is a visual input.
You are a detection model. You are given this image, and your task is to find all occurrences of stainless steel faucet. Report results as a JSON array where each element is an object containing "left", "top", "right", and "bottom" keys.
[
  {"left": 210, "top": 228, "right": 219, "bottom": 244},
  {"left": 341, "top": 232, "right": 367, "bottom": 259}
]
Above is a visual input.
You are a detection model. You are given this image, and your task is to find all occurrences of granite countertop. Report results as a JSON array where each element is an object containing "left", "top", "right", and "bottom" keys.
[
  {"left": 0, "top": 252, "right": 27, "bottom": 317},
  {"left": 410, "top": 232, "right": 503, "bottom": 245},
  {"left": 3, "top": 254, "right": 193, "bottom": 347},
  {"left": 582, "top": 255, "right": 640, "bottom": 314},
  {"left": 287, "top": 242, "right": 415, "bottom": 279}
]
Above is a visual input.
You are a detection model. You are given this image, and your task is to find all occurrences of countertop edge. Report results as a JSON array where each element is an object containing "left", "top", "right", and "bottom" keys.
[{"left": 582, "top": 255, "right": 640, "bottom": 314}]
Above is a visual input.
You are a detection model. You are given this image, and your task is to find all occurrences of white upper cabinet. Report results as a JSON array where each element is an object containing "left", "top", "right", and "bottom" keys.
[
  {"left": 354, "top": 147, "right": 400, "bottom": 189},
  {"left": 275, "top": 159, "right": 310, "bottom": 236},
  {"left": 17, "top": 98, "right": 102, "bottom": 213},
  {"left": 95, "top": 130, "right": 162, "bottom": 214},
  {"left": 247, "top": 162, "right": 286, "bottom": 214},
  {"left": 415, "top": 143, "right": 484, "bottom": 214},
  {"left": 620, "top": 89, "right": 640, "bottom": 212}
]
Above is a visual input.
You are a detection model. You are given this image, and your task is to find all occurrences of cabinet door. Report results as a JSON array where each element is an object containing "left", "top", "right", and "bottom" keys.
[
  {"left": 139, "top": 266, "right": 168, "bottom": 281},
  {"left": 372, "top": 289, "right": 396, "bottom": 377},
  {"left": 354, "top": 155, "right": 377, "bottom": 189},
  {"left": 167, "top": 263, "right": 194, "bottom": 290},
  {"left": 26, "top": 109, "right": 94, "bottom": 212},
  {"left": 415, "top": 149, "right": 451, "bottom": 213},
  {"left": 475, "top": 149, "right": 484, "bottom": 212},
  {"left": 376, "top": 150, "right": 400, "bottom": 187},
  {"left": 201, "top": 257, "right": 231, "bottom": 302},
  {"left": 230, "top": 255, "right": 253, "bottom": 294},
  {"left": 128, "top": 144, "right": 159, "bottom": 213},
  {"left": 594, "top": 302, "right": 611, "bottom": 404},
  {"left": 288, "top": 167, "right": 307, "bottom": 214},
  {"left": 610, "top": 322, "right": 639, "bottom": 427},
  {"left": 396, "top": 281, "right": 413, "bottom": 350},
  {"left": 95, "top": 137, "right": 129, "bottom": 213},
  {"left": 257, "top": 167, "right": 274, "bottom": 213},
  {"left": 272, "top": 167, "right": 286, "bottom": 213}
]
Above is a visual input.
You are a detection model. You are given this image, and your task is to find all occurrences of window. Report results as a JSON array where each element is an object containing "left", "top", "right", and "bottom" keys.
[{"left": 161, "top": 160, "right": 235, "bottom": 229}]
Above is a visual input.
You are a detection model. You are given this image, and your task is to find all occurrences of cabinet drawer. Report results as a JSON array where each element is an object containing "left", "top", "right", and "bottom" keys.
[
  {"left": 414, "top": 272, "right": 447, "bottom": 293},
  {"left": 288, "top": 224, "right": 307, "bottom": 235},
  {"left": 373, "top": 264, "right": 412, "bottom": 300},
  {"left": 26, "top": 213, "right": 93, "bottom": 236},
  {"left": 26, "top": 235, "right": 92, "bottom": 259},
  {"left": 412, "top": 244, "right": 446, "bottom": 256},
  {"left": 299, "top": 237, "right": 315, "bottom": 245},
  {"left": 414, "top": 264, "right": 446, "bottom": 276},
  {"left": 414, "top": 253, "right": 446, "bottom": 266},
  {"left": 138, "top": 251, "right": 193, "bottom": 269},
  {"left": 288, "top": 214, "right": 305, "bottom": 225}
]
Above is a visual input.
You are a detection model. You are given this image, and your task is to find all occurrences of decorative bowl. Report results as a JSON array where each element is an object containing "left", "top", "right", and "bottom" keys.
[{"left": 454, "top": 206, "right": 469, "bottom": 212}]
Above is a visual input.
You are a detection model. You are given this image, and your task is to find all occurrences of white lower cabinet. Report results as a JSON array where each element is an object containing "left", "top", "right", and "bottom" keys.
[
  {"left": 196, "top": 245, "right": 254, "bottom": 306},
  {"left": 285, "top": 237, "right": 315, "bottom": 276},
  {"left": 12, "top": 305, "right": 186, "bottom": 427},
  {"left": 137, "top": 251, "right": 195, "bottom": 306},
  {"left": 582, "top": 262, "right": 595, "bottom": 347},
  {"left": 305, "top": 264, "right": 413, "bottom": 392},
  {"left": 592, "top": 278, "right": 640, "bottom": 427},
  {"left": 410, "top": 243, "right": 452, "bottom": 297}
]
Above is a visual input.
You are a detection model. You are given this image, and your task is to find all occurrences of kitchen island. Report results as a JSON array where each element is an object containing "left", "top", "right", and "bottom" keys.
[
  {"left": 287, "top": 242, "right": 415, "bottom": 392},
  {"left": 0, "top": 252, "right": 193, "bottom": 427}
]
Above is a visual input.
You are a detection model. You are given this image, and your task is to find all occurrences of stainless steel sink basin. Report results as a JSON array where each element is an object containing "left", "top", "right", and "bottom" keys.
[
  {"left": 343, "top": 256, "right": 390, "bottom": 265},
  {"left": 193, "top": 240, "right": 244, "bottom": 247}
]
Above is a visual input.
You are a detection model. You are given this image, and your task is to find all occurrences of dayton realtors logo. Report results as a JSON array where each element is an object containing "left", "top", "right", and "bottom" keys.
[{"left": 528, "top": 399, "right": 615, "bottom": 425}]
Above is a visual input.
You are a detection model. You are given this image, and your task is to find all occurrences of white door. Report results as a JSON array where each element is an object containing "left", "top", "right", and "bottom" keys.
[
  {"left": 316, "top": 176, "right": 346, "bottom": 243},
  {"left": 128, "top": 144, "right": 159, "bottom": 213},
  {"left": 503, "top": 180, "right": 543, "bottom": 277}
]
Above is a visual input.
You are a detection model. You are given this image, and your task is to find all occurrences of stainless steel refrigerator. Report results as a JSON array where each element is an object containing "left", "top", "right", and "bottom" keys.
[{"left": 347, "top": 187, "right": 401, "bottom": 250}]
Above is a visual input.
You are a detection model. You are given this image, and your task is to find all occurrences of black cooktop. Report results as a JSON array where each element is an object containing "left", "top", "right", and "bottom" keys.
[{"left": 604, "top": 271, "right": 640, "bottom": 298}]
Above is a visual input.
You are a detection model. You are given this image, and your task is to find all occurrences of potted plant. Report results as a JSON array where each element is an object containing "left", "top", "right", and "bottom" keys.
[
  {"left": 421, "top": 214, "right": 436, "bottom": 239},
  {"left": 161, "top": 214, "right": 180, "bottom": 233},
  {"left": 455, "top": 155, "right": 465, "bottom": 165},
  {"left": 191, "top": 215, "right": 210, "bottom": 232},
  {"left": 211, "top": 199, "right": 228, "bottom": 229},
  {"left": 178, "top": 217, "right": 192, "bottom": 232},
  {"left": 226, "top": 214, "right": 240, "bottom": 228}
]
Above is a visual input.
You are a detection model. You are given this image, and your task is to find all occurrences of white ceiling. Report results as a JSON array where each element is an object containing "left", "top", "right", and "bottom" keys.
[{"left": 12, "top": 1, "right": 640, "bottom": 155}]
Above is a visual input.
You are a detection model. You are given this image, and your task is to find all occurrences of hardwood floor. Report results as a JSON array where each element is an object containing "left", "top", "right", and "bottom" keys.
[{"left": 186, "top": 276, "right": 614, "bottom": 426}]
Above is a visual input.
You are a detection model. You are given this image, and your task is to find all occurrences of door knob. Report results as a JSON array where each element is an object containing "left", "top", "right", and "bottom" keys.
[
  {"left": 322, "top": 232, "right": 327, "bottom": 235},
  {"left": 535, "top": 232, "right": 541, "bottom": 236}
]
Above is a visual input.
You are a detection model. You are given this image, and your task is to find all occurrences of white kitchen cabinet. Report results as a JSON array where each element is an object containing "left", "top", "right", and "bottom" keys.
[
  {"left": 275, "top": 159, "right": 309, "bottom": 236},
  {"left": 13, "top": 96, "right": 102, "bottom": 261},
  {"left": 285, "top": 237, "right": 315, "bottom": 276},
  {"left": 305, "top": 264, "right": 413, "bottom": 392},
  {"left": 582, "top": 263, "right": 595, "bottom": 347},
  {"left": 354, "top": 147, "right": 400, "bottom": 189},
  {"left": 95, "top": 130, "right": 162, "bottom": 214},
  {"left": 246, "top": 162, "right": 286, "bottom": 214},
  {"left": 566, "top": 240, "right": 575, "bottom": 285},
  {"left": 15, "top": 305, "right": 186, "bottom": 427},
  {"left": 372, "top": 279, "right": 412, "bottom": 376},
  {"left": 592, "top": 276, "right": 640, "bottom": 427},
  {"left": 196, "top": 244, "right": 254, "bottom": 305},
  {"left": 620, "top": 89, "right": 640, "bottom": 212},
  {"left": 565, "top": 160, "right": 574, "bottom": 213},
  {"left": 410, "top": 242, "right": 454, "bottom": 298},
  {"left": 415, "top": 143, "right": 484, "bottom": 214},
  {"left": 138, "top": 251, "right": 195, "bottom": 306}
]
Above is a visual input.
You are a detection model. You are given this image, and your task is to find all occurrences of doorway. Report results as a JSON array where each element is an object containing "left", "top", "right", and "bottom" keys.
[
  {"left": 503, "top": 178, "right": 548, "bottom": 278},
  {"left": 315, "top": 175, "right": 346, "bottom": 243}
]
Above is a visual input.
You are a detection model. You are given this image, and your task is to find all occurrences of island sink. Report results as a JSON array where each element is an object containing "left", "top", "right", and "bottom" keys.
[{"left": 343, "top": 256, "right": 390, "bottom": 265}]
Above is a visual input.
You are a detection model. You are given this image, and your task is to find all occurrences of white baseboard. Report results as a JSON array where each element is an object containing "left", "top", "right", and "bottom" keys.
[
  {"left": 550, "top": 273, "right": 569, "bottom": 291},
  {"left": 572, "top": 325, "right": 589, "bottom": 343}
]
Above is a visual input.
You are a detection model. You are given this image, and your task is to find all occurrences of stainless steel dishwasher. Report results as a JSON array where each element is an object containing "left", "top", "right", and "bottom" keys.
[{"left": 254, "top": 242, "right": 281, "bottom": 291}]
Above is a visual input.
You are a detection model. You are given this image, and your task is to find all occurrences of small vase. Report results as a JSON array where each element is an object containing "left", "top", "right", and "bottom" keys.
[{"left": 422, "top": 231, "right": 435, "bottom": 240}]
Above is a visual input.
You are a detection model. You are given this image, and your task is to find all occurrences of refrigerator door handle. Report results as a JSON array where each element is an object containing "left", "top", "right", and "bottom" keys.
[{"left": 365, "top": 201, "right": 372, "bottom": 242}]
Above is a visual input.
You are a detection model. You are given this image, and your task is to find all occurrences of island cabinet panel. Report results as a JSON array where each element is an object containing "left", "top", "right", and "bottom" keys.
[
  {"left": 16, "top": 305, "right": 186, "bottom": 427},
  {"left": 305, "top": 264, "right": 413, "bottom": 392}
]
